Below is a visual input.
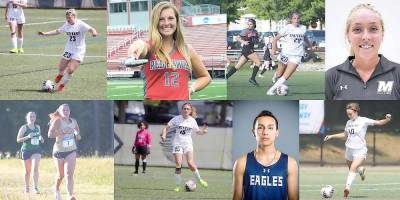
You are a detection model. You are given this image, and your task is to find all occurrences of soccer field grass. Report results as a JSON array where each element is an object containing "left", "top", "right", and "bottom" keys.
[
  {"left": 300, "top": 166, "right": 400, "bottom": 200},
  {"left": 0, "top": 9, "right": 106, "bottom": 99},
  {"left": 0, "top": 157, "right": 113, "bottom": 200},
  {"left": 115, "top": 166, "right": 232, "bottom": 200},
  {"left": 107, "top": 79, "right": 227, "bottom": 100},
  {"left": 227, "top": 65, "right": 324, "bottom": 100}
]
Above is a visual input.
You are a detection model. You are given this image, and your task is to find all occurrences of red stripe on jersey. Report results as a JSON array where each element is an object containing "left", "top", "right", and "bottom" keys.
[{"left": 143, "top": 49, "right": 190, "bottom": 100}]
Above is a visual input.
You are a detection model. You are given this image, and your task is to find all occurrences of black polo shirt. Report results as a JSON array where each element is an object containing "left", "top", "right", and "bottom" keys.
[{"left": 325, "top": 55, "right": 400, "bottom": 100}]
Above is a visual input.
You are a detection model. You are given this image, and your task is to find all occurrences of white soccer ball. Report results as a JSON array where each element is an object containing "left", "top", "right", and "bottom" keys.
[
  {"left": 185, "top": 180, "right": 196, "bottom": 192},
  {"left": 276, "top": 84, "right": 288, "bottom": 96},
  {"left": 320, "top": 185, "right": 334, "bottom": 198},
  {"left": 42, "top": 80, "right": 55, "bottom": 92}
]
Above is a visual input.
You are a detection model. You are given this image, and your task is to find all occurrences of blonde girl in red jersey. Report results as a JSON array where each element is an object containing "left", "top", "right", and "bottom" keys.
[{"left": 128, "top": 1, "right": 211, "bottom": 100}]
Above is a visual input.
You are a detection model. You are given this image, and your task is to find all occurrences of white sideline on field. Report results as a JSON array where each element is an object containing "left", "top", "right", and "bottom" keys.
[
  {"left": 301, "top": 182, "right": 400, "bottom": 187},
  {"left": 0, "top": 52, "right": 104, "bottom": 58},
  {"left": 2, "top": 19, "right": 89, "bottom": 27}
]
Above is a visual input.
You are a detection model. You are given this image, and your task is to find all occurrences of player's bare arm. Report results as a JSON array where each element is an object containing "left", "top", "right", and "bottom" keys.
[
  {"left": 287, "top": 156, "right": 299, "bottom": 200},
  {"left": 374, "top": 114, "right": 391, "bottom": 126},
  {"left": 324, "top": 132, "right": 347, "bottom": 141},
  {"left": 189, "top": 45, "right": 211, "bottom": 94},
  {"left": 232, "top": 155, "right": 246, "bottom": 200}
]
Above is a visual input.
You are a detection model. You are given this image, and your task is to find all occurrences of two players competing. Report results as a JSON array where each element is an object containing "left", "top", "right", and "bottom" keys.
[{"left": 324, "top": 102, "right": 391, "bottom": 197}]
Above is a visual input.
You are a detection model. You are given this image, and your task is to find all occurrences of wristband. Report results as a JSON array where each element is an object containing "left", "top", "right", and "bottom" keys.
[
  {"left": 189, "top": 85, "right": 196, "bottom": 93},
  {"left": 74, "top": 130, "right": 80, "bottom": 136}
]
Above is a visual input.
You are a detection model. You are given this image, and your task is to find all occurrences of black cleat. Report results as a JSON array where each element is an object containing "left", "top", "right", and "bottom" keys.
[{"left": 249, "top": 78, "right": 260, "bottom": 87}]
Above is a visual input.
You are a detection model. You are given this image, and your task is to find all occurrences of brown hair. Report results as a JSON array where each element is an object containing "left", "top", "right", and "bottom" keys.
[
  {"left": 346, "top": 102, "right": 360, "bottom": 113},
  {"left": 182, "top": 102, "right": 197, "bottom": 119},
  {"left": 345, "top": 4, "right": 384, "bottom": 56}
]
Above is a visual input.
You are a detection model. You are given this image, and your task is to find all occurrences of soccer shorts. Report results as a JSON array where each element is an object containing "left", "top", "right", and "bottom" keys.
[
  {"left": 62, "top": 49, "right": 85, "bottom": 62},
  {"left": 7, "top": 15, "right": 25, "bottom": 24},
  {"left": 345, "top": 146, "right": 367, "bottom": 161},
  {"left": 277, "top": 53, "right": 302, "bottom": 65},
  {"left": 172, "top": 143, "right": 193, "bottom": 154}
]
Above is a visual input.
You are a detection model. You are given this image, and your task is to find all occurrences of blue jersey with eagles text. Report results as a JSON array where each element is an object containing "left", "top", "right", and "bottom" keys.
[{"left": 243, "top": 151, "right": 288, "bottom": 200}]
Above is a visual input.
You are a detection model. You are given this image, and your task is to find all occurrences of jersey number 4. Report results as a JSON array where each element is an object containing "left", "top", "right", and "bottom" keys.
[{"left": 164, "top": 72, "right": 179, "bottom": 87}]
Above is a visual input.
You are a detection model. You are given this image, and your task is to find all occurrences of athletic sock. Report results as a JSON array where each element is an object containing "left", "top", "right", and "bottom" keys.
[
  {"left": 134, "top": 160, "right": 139, "bottom": 172},
  {"left": 260, "top": 68, "right": 267, "bottom": 75},
  {"left": 250, "top": 66, "right": 259, "bottom": 80},
  {"left": 193, "top": 169, "right": 202, "bottom": 181},
  {"left": 175, "top": 173, "right": 182, "bottom": 186},
  {"left": 18, "top": 37, "right": 23, "bottom": 49},
  {"left": 345, "top": 172, "right": 357, "bottom": 189},
  {"left": 267, "top": 77, "right": 286, "bottom": 93},
  {"left": 142, "top": 160, "right": 147, "bottom": 172},
  {"left": 226, "top": 67, "right": 237, "bottom": 79},
  {"left": 60, "top": 72, "right": 72, "bottom": 85},
  {"left": 11, "top": 35, "right": 17, "bottom": 49}
]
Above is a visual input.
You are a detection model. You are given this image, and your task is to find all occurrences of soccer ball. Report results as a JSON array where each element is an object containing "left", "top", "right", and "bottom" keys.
[
  {"left": 185, "top": 180, "right": 196, "bottom": 192},
  {"left": 42, "top": 80, "right": 55, "bottom": 92},
  {"left": 320, "top": 185, "right": 334, "bottom": 198},
  {"left": 276, "top": 84, "right": 288, "bottom": 96}
]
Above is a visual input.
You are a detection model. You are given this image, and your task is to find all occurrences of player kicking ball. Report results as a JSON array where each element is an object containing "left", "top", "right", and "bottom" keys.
[
  {"left": 38, "top": 9, "right": 97, "bottom": 92},
  {"left": 324, "top": 102, "right": 391, "bottom": 198}
]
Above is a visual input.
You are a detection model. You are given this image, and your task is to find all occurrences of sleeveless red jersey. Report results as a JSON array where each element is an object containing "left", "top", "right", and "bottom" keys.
[{"left": 143, "top": 48, "right": 191, "bottom": 100}]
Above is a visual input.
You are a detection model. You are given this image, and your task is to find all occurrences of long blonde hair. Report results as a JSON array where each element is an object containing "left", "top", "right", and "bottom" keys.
[
  {"left": 345, "top": 4, "right": 384, "bottom": 56},
  {"left": 150, "top": 1, "right": 191, "bottom": 68},
  {"left": 49, "top": 104, "right": 69, "bottom": 124},
  {"left": 182, "top": 102, "right": 197, "bottom": 119}
]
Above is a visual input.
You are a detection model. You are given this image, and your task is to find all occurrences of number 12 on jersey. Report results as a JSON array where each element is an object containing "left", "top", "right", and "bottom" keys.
[{"left": 164, "top": 72, "right": 179, "bottom": 87}]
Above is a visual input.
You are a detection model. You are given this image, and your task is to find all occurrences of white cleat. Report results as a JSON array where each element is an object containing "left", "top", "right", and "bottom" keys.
[
  {"left": 258, "top": 74, "right": 264, "bottom": 78},
  {"left": 266, "top": 89, "right": 276, "bottom": 96}
]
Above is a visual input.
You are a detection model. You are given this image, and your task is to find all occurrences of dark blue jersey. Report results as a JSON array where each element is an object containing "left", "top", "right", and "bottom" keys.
[{"left": 243, "top": 151, "right": 288, "bottom": 200}]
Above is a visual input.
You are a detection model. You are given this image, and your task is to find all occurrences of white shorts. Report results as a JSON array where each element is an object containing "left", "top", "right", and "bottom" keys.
[
  {"left": 7, "top": 15, "right": 25, "bottom": 24},
  {"left": 172, "top": 143, "right": 193, "bottom": 154},
  {"left": 277, "top": 53, "right": 302, "bottom": 65},
  {"left": 62, "top": 49, "right": 85, "bottom": 62},
  {"left": 345, "top": 147, "right": 367, "bottom": 161}
]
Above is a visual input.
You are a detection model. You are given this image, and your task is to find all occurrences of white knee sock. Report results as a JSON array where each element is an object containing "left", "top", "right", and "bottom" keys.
[
  {"left": 18, "top": 37, "right": 23, "bottom": 49},
  {"left": 175, "top": 174, "right": 181, "bottom": 186},
  {"left": 60, "top": 72, "right": 72, "bottom": 85},
  {"left": 346, "top": 172, "right": 357, "bottom": 189},
  {"left": 268, "top": 77, "right": 286, "bottom": 93},
  {"left": 11, "top": 35, "right": 17, "bottom": 49},
  {"left": 193, "top": 169, "right": 202, "bottom": 181}
]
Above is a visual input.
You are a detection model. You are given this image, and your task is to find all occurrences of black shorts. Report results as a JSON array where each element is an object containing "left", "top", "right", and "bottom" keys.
[
  {"left": 241, "top": 47, "right": 255, "bottom": 60},
  {"left": 134, "top": 146, "right": 149, "bottom": 155},
  {"left": 53, "top": 150, "right": 76, "bottom": 159},
  {"left": 20, "top": 149, "right": 41, "bottom": 160}
]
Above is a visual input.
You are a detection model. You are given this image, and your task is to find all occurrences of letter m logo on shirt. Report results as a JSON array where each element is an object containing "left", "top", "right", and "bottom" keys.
[{"left": 377, "top": 81, "right": 393, "bottom": 95}]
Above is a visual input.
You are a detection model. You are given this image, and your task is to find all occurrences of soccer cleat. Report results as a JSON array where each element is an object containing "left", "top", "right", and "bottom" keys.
[
  {"left": 55, "top": 190, "right": 61, "bottom": 200},
  {"left": 18, "top": 48, "right": 24, "bottom": 53},
  {"left": 69, "top": 196, "right": 76, "bottom": 200},
  {"left": 359, "top": 167, "right": 366, "bottom": 181},
  {"left": 55, "top": 74, "right": 63, "bottom": 83},
  {"left": 344, "top": 187, "right": 350, "bottom": 198},
  {"left": 249, "top": 78, "right": 260, "bottom": 87},
  {"left": 9, "top": 48, "right": 18, "bottom": 53},
  {"left": 266, "top": 89, "right": 276, "bottom": 96},
  {"left": 142, "top": 171, "right": 146, "bottom": 174},
  {"left": 24, "top": 187, "right": 29, "bottom": 194},
  {"left": 133, "top": 171, "right": 138, "bottom": 174},
  {"left": 173, "top": 186, "right": 180, "bottom": 192},
  {"left": 57, "top": 84, "right": 65, "bottom": 92},
  {"left": 199, "top": 179, "right": 208, "bottom": 187},
  {"left": 32, "top": 187, "right": 40, "bottom": 194},
  {"left": 258, "top": 74, "right": 264, "bottom": 78}
]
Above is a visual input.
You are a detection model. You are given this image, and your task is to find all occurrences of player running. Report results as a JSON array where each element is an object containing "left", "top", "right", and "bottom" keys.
[
  {"left": 17, "top": 111, "right": 44, "bottom": 194},
  {"left": 5, "top": 0, "right": 27, "bottom": 53},
  {"left": 132, "top": 121, "right": 152, "bottom": 174},
  {"left": 266, "top": 11, "right": 313, "bottom": 95},
  {"left": 324, "top": 102, "right": 391, "bottom": 197},
  {"left": 38, "top": 9, "right": 97, "bottom": 92},
  {"left": 226, "top": 18, "right": 262, "bottom": 86},
  {"left": 127, "top": 1, "right": 211, "bottom": 100},
  {"left": 48, "top": 104, "right": 81, "bottom": 200},
  {"left": 233, "top": 110, "right": 298, "bottom": 200},
  {"left": 161, "top": 103, "right": 208, "bottom": 192}
]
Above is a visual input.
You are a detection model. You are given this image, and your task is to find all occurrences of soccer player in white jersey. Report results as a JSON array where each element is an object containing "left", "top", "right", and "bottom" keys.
[
  {"left": 161, "top": 103, "right": 208, "bottom": 192},
  {"left": 38, "top": 9, "right": 97, "bottom": 92},
  {"left": 5, "top": 0, "right": 27, "bottom": 53},
  {"left": 267, "top": 11, "right": 313, "bottom": 95},
  {"left": 324, "top": 102, "right": 391, "bottom": 198}
]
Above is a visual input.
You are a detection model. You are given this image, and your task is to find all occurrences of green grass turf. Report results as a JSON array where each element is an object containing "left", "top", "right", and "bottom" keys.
[
  {"left": 0, "top": 157, "right": 113, "bottom": 200},
  {"left": 227, "top": 65, "right": 324, "bottom": 100},
  {"left": 0, "top": 9, "right": 106, "bottom": 99},
  {"left": 300, "top": 166, "right": 400, "bottom": 200},
  {"left": 107, "top": 79, "right": 227, "bottom": 100},
  {"left": 115, "top": 166, "right": 232, "bottom": 200}
]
